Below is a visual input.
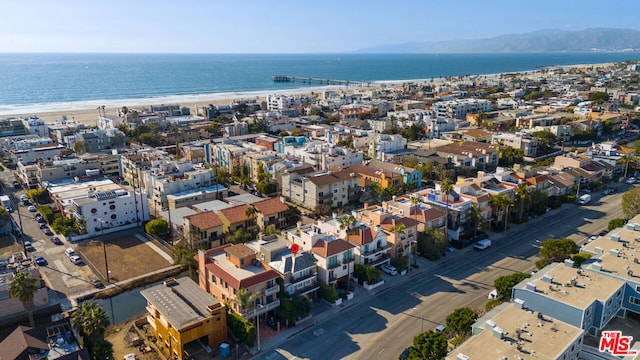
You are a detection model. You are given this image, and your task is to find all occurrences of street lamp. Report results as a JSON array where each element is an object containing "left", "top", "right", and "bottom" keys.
[
  {"left": 98, "top": 218, "right": 110, "bottom": 282},
  {"left": 254, "top": 298, "right": 263, "bottom": 352}
]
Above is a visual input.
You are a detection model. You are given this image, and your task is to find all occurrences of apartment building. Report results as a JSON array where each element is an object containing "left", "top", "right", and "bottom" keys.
[
  {"left": 433, "top": 99, "right": 492, "bottom": 120},
  {"left": 253, "top": 197, "right": 289, "bottom": 230},
  {"left": 346, "top": 224, "right": 391, "bottom": 267},
  {"left": 491, "top": 132, "right": 539, "bottom": 157},
  {"left": 381, "top": 196, "right": 446, "bottom": 232},
  {"left": 183, "top": 211, "right": 224, "bottom": 249},
  {"left": 197, "top": 244, "right": 281, "bottom": 317},
  {"left": 151, "top": 167, "right": 216, "bottom": 209},
  {"left": 355, "top": 205, "right": 418, "bottom": 259},
  {"left": 369, "top": 134, "right": 407, "bottom": 160},
  {"left": 435, "top": 141, "right": 500, "bottom": 169},
  {"left": 269, "top": 252, "right": 319, "bottom": 297},
  {"left": 447, "top": 303, "right": 584, "bottom": 360},
  {"left": 140, "top": 278, "right": 227, "bottom": 360},
  {"left": 12, "top": 144, "right": 66, "bottom": 164},
  {"left": 512, "top": 262, "right": 625, "bottom": 336},
  {"left": 282, "top": 168, "right": 360, "bottom": 212},
  {"left": 350, "top": 164, "right": 403, "bottom": 189}
]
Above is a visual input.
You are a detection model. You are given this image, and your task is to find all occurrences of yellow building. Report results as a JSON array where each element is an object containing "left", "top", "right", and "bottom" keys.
[
  {"left": 140, "top": 278, "right": 227, "bottom": 360},
  {"left": 350, "top": 163, "right": 403, "bottom": 189}
]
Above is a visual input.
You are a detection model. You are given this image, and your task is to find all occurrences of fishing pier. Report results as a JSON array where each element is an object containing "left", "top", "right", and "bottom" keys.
[{"left": 273, "top": 75, "right": 375, "bottom": 87}]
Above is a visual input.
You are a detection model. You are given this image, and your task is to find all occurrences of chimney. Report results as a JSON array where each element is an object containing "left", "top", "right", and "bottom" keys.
[{"left": 364, "top": 203, "right": 369, "bottom": 210}]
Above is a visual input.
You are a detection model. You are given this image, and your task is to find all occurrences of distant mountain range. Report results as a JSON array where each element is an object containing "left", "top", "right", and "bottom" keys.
[{"left": 358, "top": 28, "right": 640, "bottom": 53}]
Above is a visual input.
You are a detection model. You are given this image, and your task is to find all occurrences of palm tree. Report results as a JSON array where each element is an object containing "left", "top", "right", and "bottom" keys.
[
  {"left": 71, "top": 302, "right": 110, "bottom": 347},
  {"left": 391, "top": 222, "right": 407, "bottom": 259},
  {"left": 491, "top": 193, "right": 514, "bottom": 229},
  {"left": 8, "top": 271, "right": 38, "bottom": 327},
  {"left": 440, "top": 178, "right": 454, "bottom": 240},
  {"left": 409, "top": 195, "right": 421, "bottom": 265},
  {"left": 466, "top": 205, "right": 487, "bottom": 239},
  {"left": 339, "top": 214, "right": 356, "bottom": 235},
  {"left": 245, "top": 205, "right": 261, "bottom": 230},
  {"left": 621, "top": 154, "right": 637, "bottom": 179},
  {"left": 234, "top": 288, "right": 259, "bottom": 315},
  {"left": 515, "top": 183, "right": 530, "bottom": 223}
]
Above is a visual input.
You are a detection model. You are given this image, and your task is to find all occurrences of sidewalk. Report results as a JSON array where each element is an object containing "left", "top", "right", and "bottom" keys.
[{"left": 248, "top": 255, "right": 442, "bottom": 358}]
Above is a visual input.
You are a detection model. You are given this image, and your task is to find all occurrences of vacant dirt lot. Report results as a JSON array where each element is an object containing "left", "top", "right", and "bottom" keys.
[
  {"left": 77, "top": 233, "right": 172, "bottom": 283},
  {"left": 0, "top": 235, "right": 21, "bottom": 258}
]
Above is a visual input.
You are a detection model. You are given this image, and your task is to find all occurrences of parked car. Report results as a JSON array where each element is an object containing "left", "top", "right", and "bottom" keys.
[
  {"left": 69, "top": 255, "right": 82, "bottom": 265},
  {"left": 599, "top": 229, "right": 610, "bottom": 236},
  {"left": 24, "top": 241, "right": 36, "bottom": 252},
  {"left": 65, "top": 248, "right": 76, "bottom": 257},
  {"left": 435, "top": 324, "right": 446, "bottom": 332},
  {"left": 35, "top": 256, "right": 46, "bottom": 266},
  {"left": 380, "top": 264, "right": 398, "bottom": 276},
  {"left": 20, "top": 194, "right": 28, "bottom": 201},
  {"left": 91, "top": 279, "right": 103, "bottom": 288},
  {"left": 39, "top": 222, "right": 48, "bottom": 229},
  {"left": 12, "top": 180, "right": 20, "bottom": 189},
  {"left": 50, "top": 236, "right": 63, "bottom": 245},
  {"left": 27, "top": 205, "right": 36, "bottom": 212},
  {"left": 399, "top": 347, "right": 410, "bottom": 360},
  {"left": 43, "top": 228, "right": 53, "bottom": 236},
  {"left": 23, "top": 199, "right": 31, "bottom": 206}
]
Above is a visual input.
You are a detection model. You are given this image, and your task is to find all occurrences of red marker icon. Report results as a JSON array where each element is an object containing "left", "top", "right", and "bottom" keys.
[{"left": 291, "top": 244, "right": 299, "bottom": 256}]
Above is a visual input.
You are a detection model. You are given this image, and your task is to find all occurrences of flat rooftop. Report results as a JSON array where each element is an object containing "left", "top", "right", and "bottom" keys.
[
  {"left": 581, "top": 216, "right": 640, "bottom": 281},
  {"left": 140, "top": 278, "right": 220, "bottom": 330},
  {"left": 447, "top": 303, "right": 583, "bottom": 360},
  {"left": 166, "top": 184, "right": 228, "bottom": 201},
  {"left": 210, "top": 249, "right": 268, "bottom": 281},
  {"left": 191, "top": 200, "right": 232, "bottom": 213},
  {"left": 524, "top": 262, "right": 624, "bottom": 309}
]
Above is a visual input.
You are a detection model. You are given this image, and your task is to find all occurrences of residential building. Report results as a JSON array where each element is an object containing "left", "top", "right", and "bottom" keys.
[
  {"left": 0, "top": 268, "right": 48, "bottom": 321},
  {"left": 310, "top": 235, "right": 355, "bottom": 286},
  {"left": 441, "top": 128, "right": 493, "bottom": 143},
  {"left": 447, "top": 303, "right": 584, "bottom": 360},
  {"left": 21, "top": 116, "right": 48, "bottom": 137},
  {"left": 368, "top": 159, "right": 422, "bottom": 187},
  {"left": 183, "top": 211, "right": 224, "bottom": 249},
  {"left": 381, "top": 196, "right": 446, "bottom": 232},
  {"left": 253, "top": 197, "right": 289, "bottom": 230},
  {"left": 346, "top": 223, "right": 391, "bottom": 266},
  {"left": 0, "top": 118, "right": 27, "bottom": 137},
  {"left": 369, "top": 134, "right": 407, "bottom": 160},
  {"left": 151, "top": 167, "right": 216, "bottom": 209},
  {"left": 140, "top": 278, "right": 227, "bottom": 360},
  {"left": 282, "top": 168, "right": 360, "bottom": 212},
  {"left": 12, "top": 144, "right": 66, "bottom": 164},
  {"left": 350, "top": 163, "right": 403, "bottom": 189},
  {"left": 66, "top": 128, "right": 126, "bottom": 153},
  {"left": 0, "top": 320, "right": 89, "bottom": 360},
  {"left": 166, "top": 184, "right": 228, "bottom": 211},
  {"left": 512, "top": 261, "right": 625, "bottom": 336},
  {"left": 35, "top": 153, "right": 120, "bottom": 187},
  {"left": 269, "top": 252, "right": 320, "bottom": 297},
  {"left": 491, "top": 132, "right": 539, "bottom": 157},
  {"left": 218, "top": 204, "right": 256, "bottom": 235},
  {"left": 433, "top": 99, "right": 492, "bottom": 119},
  {"left": 435, "top": 141, "right": 500, "bottom": 169},
  {"left": 196, "top": 244, "right": 281, "bottom": 316},
  {"left": 355, "top": 206, "right": 418, "bottom": 259}
]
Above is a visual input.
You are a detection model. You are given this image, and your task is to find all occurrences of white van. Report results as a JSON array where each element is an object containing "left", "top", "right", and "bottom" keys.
[
  {"left": 65, "top": 248, "right": 76, "bottom": 257},
  {"left": 488, "top": 289, "right": 498, "bottom": 300},
  {"left": 474, "top": 239, "right": 492, "bottom": 251}
]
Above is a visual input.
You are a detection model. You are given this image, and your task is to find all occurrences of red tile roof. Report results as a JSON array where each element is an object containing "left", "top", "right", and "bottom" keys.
[
  {"left": 347, "top": 226, "right": 377, "bottom": 246},
  {"left": 380, "top": 216, "right": 419, "bottom": 232},
  {"left": 416, "top": 207, "right": 446, "bottom": 223},
  {"left": 219, "top": 204, "right": 250, "bottom": 224},
  {"left": 253, "top": 197, "right": 288, "bottom": 216},
  {"left": 206, "top": 262, "right": 280, "bottom": 290},
  {"left": 185, "top": 211, "right": 223, "bottom": 229},
  {"left": 312, "top": 238, "right": 355, "bottom": 257}
]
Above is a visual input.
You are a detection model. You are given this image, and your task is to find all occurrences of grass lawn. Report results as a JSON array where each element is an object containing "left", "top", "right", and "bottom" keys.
[{"left": 78, "top": 233, "right": 173, "bottom": 282}]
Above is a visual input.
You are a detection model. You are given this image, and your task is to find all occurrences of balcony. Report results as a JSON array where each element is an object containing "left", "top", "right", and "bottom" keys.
[
  {"left": 291, "top": 272, "right": 317, "bottom": 285},
  {"left": 362, "top": 244, "right": 391, "bottom": 256},
  {"left": 244, "top": 299, "right": 281, "bottom": 318},
  {"left": 264, "top": 285, "right": 280, "bottom": 296}
]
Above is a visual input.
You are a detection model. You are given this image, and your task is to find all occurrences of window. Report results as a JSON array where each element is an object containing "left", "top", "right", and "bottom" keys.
[
  {"left": 328, "top": 256, "right": 338, "bottom": 268},
  {"left": 631, "top": 297, "right": 640, "bottom": 305},
  {"left": 211, "top": 275, "right": 217, "bottom": 284}
]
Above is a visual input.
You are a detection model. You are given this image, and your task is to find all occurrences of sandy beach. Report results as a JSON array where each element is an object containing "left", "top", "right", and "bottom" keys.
[{"left": 0, "top": 61, "right": 621, "bottom": 128}]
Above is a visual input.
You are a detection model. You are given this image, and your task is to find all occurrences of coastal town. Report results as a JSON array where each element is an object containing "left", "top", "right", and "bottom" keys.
[{"left": 2, "top": 60, "right": 640, "bottom": 360}]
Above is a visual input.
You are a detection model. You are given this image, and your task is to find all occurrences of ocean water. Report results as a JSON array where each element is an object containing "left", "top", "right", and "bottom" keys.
[{"left": 1, "top": 52, "right": 640, "bottom": 115}]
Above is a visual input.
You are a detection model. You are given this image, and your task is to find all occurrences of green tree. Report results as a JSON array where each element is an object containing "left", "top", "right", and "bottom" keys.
[
  {"left": 71, "top": 302, "right": 110, "bottom": 348},
  {"left": 245, "top": 204, "right": 261, "bottom": 227},
  {"left": 138, "top": 132, "right": 159, "bottom": 147},
  {"left": 391, "top": 222, "right": 407, "bottom": 259},
  {"left": 227, "top": 312, "right": 256, "bottom": 346},
  {"left": 233, "top": 289, "right": 259, "bottom": 314},
  {"left": 445, "top": 307, "right": 478, "bottom": 337},
  {"left": 172, "top": 243, "right": 197, "bottom": 280},
  {"left": 262, "top": 224, "right": 279, "bottom": 235},
  {"left": 499, "top": 146, "right": 524, "bottom": 167},
  {"left": 571, "top": 253, "right": 592, "bottom": 267},
  {"left": 538, "top": 238, "right": 579, "bottom": 267},
  {"left": 145, "top": 218, "right": 170, "bottom": 237},
  {"left": 623, "top": 187, "right": 640, "bottom": 219},
  {"left": 417, "top": 228, "right": 448, "bottom": 261},
  {"left": 589, "top": 91, "right": 610, "bottom": 104},
  {"left": 28, "top": 188, "right": 50, "bottom": 204},
  {"left": 609, "top": 218, "right": 626, "bottom": 230},
  {"left": 494, "top": 272, "right": 531, "bottom": 299},
  {"left": 89, "top": 340, "right": 114, "bottom": 360},
  {"left": 528, "top": 189, "right": 549, "bottom": 216},
  {"left": 531, "top": 130, "right": 558, "bottom": 155},
  {"left": 8, "top": 271, "right": 38, "bottom": 327},
  {"left": 74, "top": 141, "right": 87, "bottom": 154},
  {"left": 52, "top": 216, "right": 76, "bottom": 236},
  {"left": 339, "top": 214, "right": 356, "bottom": 234},
  {"left": 486, "top": 299, "right": 503, "bottom": 312},
  {"left": 284, "top": 205, "right": 302, "bottom": 226},
  {"left": 465, "top": 205, "right": 487, "bottom": 239},
  {"left": 491, "top": 193, "right": 514, "bottom": 229},
  {"left": 408, "top": 331, "right": 447, "bottom": 360}
]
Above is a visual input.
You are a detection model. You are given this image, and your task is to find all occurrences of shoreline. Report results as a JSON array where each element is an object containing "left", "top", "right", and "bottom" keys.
[{"left": 0, "top": 60, "right": 626, "bottom": 127}]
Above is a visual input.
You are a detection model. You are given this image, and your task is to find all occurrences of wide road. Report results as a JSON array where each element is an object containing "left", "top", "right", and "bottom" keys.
[{"left": 258, "top": 188, "right": 627, "bottom": 360}]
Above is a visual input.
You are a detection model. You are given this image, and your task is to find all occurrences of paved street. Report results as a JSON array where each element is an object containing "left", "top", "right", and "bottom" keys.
[
  {"left": 0, "top": 169, "right": 97, "bottom": 309},
  {"left": 255, "top": 188, "right": 626, "bottom": 360}
]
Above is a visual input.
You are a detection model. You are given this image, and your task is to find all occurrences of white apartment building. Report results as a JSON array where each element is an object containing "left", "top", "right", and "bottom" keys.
[
  {"left": 12, "top": 144, "right": 66, "bottom": 164},
  {"left": 369, "top": 134, "right": 407, "bottom": 160},
  {"left": 72, "top": 187, "right": 149, "bottom": 237},
  {"left": 5, "top": 136, "right": 54, "bottom": 151},
  {"left": 491, "top": 132, "right": 539, "bottom": 157},
  {"left": 267, "top": 95, "right": 302, "bottom": 112},
  {"left": 433, "top": 99, "right": 492, "bottom": 120},
  {"left": 21, "top": 116, "right": 48, "bottom": 137},
  {"left": 151, "top": 168, "right": 216, "bottom": 209}
]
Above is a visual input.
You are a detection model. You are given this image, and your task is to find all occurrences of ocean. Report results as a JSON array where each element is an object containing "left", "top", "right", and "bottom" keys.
[{"left": 1, "top": 52, "right": 640, "bottom": 115}]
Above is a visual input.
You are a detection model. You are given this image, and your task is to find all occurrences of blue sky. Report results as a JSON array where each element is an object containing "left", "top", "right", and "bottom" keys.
[{"left": 1, "top": 0, "right": 640, "bottom": 53}]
